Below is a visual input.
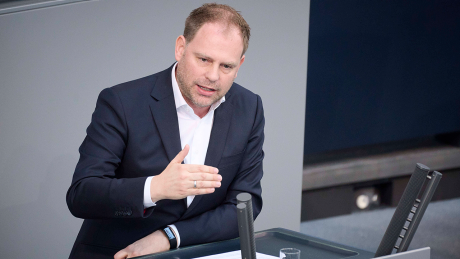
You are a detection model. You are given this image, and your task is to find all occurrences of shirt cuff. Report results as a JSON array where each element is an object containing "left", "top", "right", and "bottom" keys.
[
  {"left": 168, "top": 224, "right": 181, "bottom": 248},
  {"left": 143, "top": 176, "right": 157, "bottom": 208}
]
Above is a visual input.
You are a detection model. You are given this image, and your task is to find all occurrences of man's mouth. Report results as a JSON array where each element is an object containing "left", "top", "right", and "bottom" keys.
[{"left": 198, "top": 85, "right": 216, "bottom": 92}]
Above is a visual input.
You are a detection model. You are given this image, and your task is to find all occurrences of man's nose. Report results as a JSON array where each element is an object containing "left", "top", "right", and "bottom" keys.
[{"left": 205, "top": 65, "right": 220, "bottom": 82}]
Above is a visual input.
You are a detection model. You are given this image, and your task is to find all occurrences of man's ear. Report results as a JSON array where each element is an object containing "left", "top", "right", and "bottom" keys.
[
  {"left": 234, "top": 55, "right": 245, "bottom": 79},
  {"left": 175, "top": 36, "right": 186, "bottom": 62}
]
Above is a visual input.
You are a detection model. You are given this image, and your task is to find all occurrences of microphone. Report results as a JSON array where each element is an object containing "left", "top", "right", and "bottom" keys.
[{"left": 237, "top": 193, "right": 256, "bottom": 259}]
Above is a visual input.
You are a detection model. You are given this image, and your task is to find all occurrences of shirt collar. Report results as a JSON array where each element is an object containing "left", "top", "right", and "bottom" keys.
[{"left": 171, "top": 62, "right": 225, "bottom": 112}]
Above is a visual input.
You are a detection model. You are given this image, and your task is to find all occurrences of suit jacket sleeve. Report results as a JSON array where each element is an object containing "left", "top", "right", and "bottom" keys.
[
  {"left": 66, "top": 87, "right": 148, "bottom": 219},
  {"left": 174, "top": 95, "right": 265, "bottom": 246}
]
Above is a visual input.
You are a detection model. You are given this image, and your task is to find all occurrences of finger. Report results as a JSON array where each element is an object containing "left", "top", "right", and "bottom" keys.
[
  {"left": 190, "top": 172, "right": 222, "bottom": 182},
  {"left": 114, "top": 250, "right": 128, "bottom": 259},
  {"left": 190, "top": 188, "right": 216, "bottom": 195},
  {"left": 194, "top": 180, "right": 221, "bottom": 188},
  {"left": 171, "top": 144, "right": 190, "bottom": 164},
  {"left": 186, "top": 164, "right": 219, "bottom": 174}
]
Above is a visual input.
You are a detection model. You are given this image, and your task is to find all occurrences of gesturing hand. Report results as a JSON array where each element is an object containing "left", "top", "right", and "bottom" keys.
[{"left": 150, "top": 144, "right": 222, "bottom": 202}]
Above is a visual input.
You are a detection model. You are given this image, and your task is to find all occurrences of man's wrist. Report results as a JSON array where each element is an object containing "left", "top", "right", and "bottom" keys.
[
  {"left": 162, "top": 226, "right": 177, "bottom": 249},
  {"left": 168, "top": 225, "right": 181, "bottom": 248},
  {"left": 150, "top": 175, "right": 164, "bottom": 202}
]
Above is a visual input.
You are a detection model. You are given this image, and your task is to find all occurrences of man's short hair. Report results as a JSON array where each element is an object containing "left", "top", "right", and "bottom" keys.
[{"left": 184, "top": 3, "right": 250, "bottom": 56}]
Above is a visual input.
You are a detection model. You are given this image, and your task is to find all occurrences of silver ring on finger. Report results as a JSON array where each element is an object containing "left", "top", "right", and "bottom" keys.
[{"left": 194, "top": 180, "right": 197, "bottom": 188}]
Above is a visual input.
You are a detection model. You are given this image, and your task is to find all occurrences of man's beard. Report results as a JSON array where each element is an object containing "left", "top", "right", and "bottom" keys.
[{"left": 176, "top": 62, "right": 227, "bottom": 108}]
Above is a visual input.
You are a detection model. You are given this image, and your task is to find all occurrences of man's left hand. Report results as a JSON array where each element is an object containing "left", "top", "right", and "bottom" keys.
[{"left": 114, "top": 230, "right": 170, "bottom": 259}]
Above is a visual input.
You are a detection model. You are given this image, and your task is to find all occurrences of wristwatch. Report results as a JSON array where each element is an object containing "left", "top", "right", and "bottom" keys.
[{"left": 162, "top": 226, "right": 177, "bottom": 249}]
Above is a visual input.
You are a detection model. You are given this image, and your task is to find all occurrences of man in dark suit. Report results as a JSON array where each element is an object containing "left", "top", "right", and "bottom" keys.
[{"left": 67, "top": 3, "right": 264, "bottom": 259}]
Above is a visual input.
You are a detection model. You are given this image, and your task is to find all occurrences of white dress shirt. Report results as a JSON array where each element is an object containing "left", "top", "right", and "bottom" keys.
[{"left": 142, "top": 62, "right": 225, "bottom": 247}]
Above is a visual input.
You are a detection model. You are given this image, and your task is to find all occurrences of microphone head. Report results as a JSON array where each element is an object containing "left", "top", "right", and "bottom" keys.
[{"left": 237, "top": 192, "right": 252, "bottom": 203}]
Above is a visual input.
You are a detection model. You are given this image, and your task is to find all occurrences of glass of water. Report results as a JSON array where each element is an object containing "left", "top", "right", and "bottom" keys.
[{"left": 280, "top": 248, "right": 300, "bottom": 259}]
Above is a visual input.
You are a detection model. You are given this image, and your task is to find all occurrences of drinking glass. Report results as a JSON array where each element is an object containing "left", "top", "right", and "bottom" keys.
[{"left": 280, "top": 248, "right": 300, "bottom": 259}]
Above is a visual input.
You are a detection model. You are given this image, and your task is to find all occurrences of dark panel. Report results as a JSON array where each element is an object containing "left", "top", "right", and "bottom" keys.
[
  {"left": 301, "top": 185, "right": 353, "bottom": 221},
  {"left": 431, "top": 168, "right": 460, "bottom": 201},
  {"left": 301, "top": 168, "right": 460, "bottom": 221},
  {"left": 305, "top": 0, "right": 460, "bottom": 155}
]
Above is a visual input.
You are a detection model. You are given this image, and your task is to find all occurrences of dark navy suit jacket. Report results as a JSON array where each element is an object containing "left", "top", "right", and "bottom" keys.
[{"left": 66, "top": 65, "right": 264, "bottom": 258}]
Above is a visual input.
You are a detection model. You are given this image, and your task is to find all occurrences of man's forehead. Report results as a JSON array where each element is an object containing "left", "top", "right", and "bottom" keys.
[
  {"left": 190, "top": 22, "right": 242, "bottom": 43},
  {"left": 208, "top": 22, "right": 239, "bottom": 35},
  {"left": 187, "top": 22, "right": 244, "bottom": 57}
]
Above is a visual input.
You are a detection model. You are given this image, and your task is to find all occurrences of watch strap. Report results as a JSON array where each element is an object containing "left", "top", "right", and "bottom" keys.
[{"left": 163, "top": 226, "right": 177, "bottom": 249}]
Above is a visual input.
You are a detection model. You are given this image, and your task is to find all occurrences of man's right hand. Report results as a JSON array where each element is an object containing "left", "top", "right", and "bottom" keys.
[{"left": 150, "top": 144, "right": 221, "bottom": 202}]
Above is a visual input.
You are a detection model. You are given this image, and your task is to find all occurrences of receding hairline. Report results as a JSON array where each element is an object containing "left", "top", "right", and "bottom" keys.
[{"left": 183, "top": 3, "right": 250, "bottom": 56}]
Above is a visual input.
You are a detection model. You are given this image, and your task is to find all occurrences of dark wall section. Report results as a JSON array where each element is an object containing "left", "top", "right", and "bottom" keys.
[{"left": 304, "top": 0, "right": 460, "bottom": 155}]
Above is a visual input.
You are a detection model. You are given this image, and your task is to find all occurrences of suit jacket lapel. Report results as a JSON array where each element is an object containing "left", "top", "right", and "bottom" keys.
[
  {"left": 181, "top": 97, "right": 234, "bottom": 218},
  {"left": 205, "top": 100, "right": 233, "bottom": 168},
  {"left": 149, "top": 66, "right": 182, "bottom": 162},
  {"left": 149, "top": 66, "right": 189, "bottom": 216}
]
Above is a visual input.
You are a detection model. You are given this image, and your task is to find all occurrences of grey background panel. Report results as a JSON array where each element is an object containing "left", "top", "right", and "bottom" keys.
[{"left": 0, "top": 0, "right": 309, "bottom": 258}]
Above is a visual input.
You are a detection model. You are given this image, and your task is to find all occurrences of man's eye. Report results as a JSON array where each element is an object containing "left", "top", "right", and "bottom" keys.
[
  {"left": 223, "top": 64, "right": 231, "bottom": 69},
  {"left": 200, "top": 58, "right": 207, "bottom": 62}
]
